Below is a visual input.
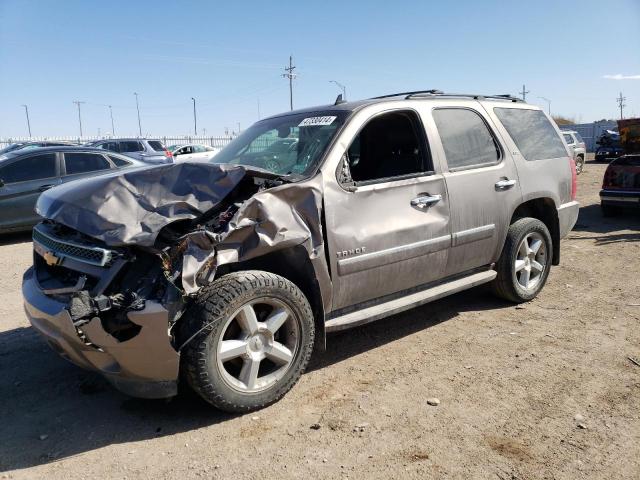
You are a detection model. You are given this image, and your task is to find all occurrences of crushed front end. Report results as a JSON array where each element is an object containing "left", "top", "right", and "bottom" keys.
[{"left": 23, "top": 221, "right": 181, "bottom": 398}]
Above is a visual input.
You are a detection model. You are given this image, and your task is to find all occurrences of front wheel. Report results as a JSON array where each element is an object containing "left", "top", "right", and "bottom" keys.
[
  {"left": 492, "top": 218, "right": 553, "bottom": 303},
  {"left": 181, "top": 271, "right": 315, "bottom": 412},
  {"left": 575, "top": 155, "right": 584, "bottom": 174}
]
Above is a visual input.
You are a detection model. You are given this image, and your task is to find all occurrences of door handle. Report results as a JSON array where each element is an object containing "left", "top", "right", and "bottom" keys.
[
  {"left": 495, "top": 179, "right": 517, "bottom": 190},
  {"left": 39, "top": 184, "right": 55, "bottom": 192},
  {"left": 411, "top": 194, "right": 442, "bottom": 208}
]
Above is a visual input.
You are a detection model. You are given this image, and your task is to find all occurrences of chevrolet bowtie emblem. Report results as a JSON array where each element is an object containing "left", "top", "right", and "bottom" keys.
[{"left": 43, "top": 251, "right": 61, "bottom": 266}]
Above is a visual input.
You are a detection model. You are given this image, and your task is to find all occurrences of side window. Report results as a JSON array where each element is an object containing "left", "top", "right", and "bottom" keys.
[
  {"left": 108, "top": 155, "right": 132, "bottom": 167},
  {"left": 119, "top": 141, "right": 144, "bottom": 152},
  {"left": 563, "top": 133, "right": 574, "bottom": 145},
  {"left": 432, "top": 108, "right": 501, "bottom": 170},
  {"left": 64, "top": 153, "right": 111, "bottom": 175},
  {"left": 346, "top": 110, "right": 428, "bottom": 184},
  {"left": 0, "top": 153, "right": 57, "bottom": 183},
  {"left": 494, "top": 108, "right": 567, "bottom": 161}
]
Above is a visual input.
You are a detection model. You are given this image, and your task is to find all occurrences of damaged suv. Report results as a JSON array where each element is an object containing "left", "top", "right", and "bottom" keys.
[{"left": 23, "top": 91, "right": 579, "bottom": 412}]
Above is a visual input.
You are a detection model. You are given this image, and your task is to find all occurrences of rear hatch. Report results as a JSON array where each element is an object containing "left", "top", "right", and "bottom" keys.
[{"left": 603, "top": 155, "right": 640, "bottom": 191}]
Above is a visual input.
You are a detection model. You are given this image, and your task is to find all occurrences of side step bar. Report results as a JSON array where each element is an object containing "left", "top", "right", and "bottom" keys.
[{"left": 325, "top": 270, "right": 497, "bottom": 333}]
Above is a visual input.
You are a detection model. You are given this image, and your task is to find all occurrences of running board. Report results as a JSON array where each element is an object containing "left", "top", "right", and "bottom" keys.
[{"left": 325, "top": 270, "right": 497, "bottom": 333}]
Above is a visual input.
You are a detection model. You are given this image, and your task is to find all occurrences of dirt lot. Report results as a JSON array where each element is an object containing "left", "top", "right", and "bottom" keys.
[{"left": 0, "top": 159, "right": 638, "bottom": 479}]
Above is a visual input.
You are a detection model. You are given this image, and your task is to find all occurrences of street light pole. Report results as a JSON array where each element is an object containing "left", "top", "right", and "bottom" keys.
[
  {"left": 21, "top": 104, "right": 32, "bottom": 137},
  {"left": 134, "top": 92, "right": 142, "bottom": 137},
  {"left": 538, "top": 96, "right": 551, "bottom": 115},
  {"left": 191, "top": 97, "right": 197, "bottom": 135},
  {"left": 73, "top": 100, "right": 85, "bottom": 137},
  {"left": 108, "top": 105, "right": 115, "bottom": 136},
  {"left": 329, "top": 80, "right": 347, "bottom": 100}
]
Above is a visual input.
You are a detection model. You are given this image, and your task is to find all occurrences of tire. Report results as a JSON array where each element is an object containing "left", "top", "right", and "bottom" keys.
[
  {"left": 575, "top": 155, "right": 584, "bottom": 174},
  {"left": 492, "top": 218, "right": 553, "bottom": 303},
  {"left": 181, "top": 270, "right": 315, "bottom": 412},
  {"left": 601, "top": 203, "right": 619, "bottom": 217}
]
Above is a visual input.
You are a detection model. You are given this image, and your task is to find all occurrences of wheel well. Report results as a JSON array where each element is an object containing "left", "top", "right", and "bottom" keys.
[
  {"left": 215, "top": 246, "right": 326, "bottom": 351},
  {"left": 511, "top": 198, "right": 560, "bottom": 265}
]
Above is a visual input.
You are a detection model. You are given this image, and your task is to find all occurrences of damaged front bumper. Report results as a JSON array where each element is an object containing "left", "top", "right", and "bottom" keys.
[{"left": 23, "top": 267, "right": 179, "bottom": 398}]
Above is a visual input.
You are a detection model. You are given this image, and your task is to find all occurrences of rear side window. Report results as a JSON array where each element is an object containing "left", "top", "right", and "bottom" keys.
[
  {"left": 494, "top": 108, "right": 567, "bottom": 161},
  {"left": 147, "top": 141, "right": 165, "bottom": 152},
  {"left": 97, "top": 142, "right": 119, "bottom": 152},
  {"left": 108, "top": 155, "right": 132, "bottom": 167},
  {"left": 65, "top": 153, "right": 111, "bottom": 174},
  {"left": 563, "top": 133, "right": 574, "bottom": 144},
  {"left": 118, "top": 141, "right": 144, "bottom": 152},
  {"left": 0, "top": 153, "right": 57, "bottom": 183},
  {"left": 433, "top": 108, "right": 500, "bottom": 170}
]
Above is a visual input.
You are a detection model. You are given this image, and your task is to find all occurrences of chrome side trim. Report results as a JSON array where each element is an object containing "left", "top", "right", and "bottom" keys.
[
  {"left": 325, "top": 270, "right": 497, "bottom": 332},
  {"left": 452, "top": 224, "right": 495, "bottom": 247},
  {"left": 337, "top": 234, "right": 451, "bottom": 276}
]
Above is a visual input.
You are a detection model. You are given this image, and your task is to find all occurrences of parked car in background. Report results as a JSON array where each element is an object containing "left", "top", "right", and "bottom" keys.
[
  {"left": 169, "top": 144, "right": 219, "bottom": 162},
  {"left": 22, "top": 91, "right": 578, "bottom": 411},
  {"left": 86, "top": 138, "right": 172, "bottom": 164},
  {"left": 562, "top": 130, "right": 586, "bottom": 174},
  {"left": 600, "top": 118, "right": 640, "bottom": 216},
  {"left": 595, "top": 130, "right": 623, "bottom": 163},
  {"left": 0, "top": 147, "right": 148, "bottom": 233},
  {"left": 0, "top": 140, "right": 79, "bottom": 155}
]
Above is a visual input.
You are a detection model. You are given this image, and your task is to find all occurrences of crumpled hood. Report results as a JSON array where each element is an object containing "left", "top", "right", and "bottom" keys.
[{"left": 36, "top": 162, "right": 249, "bottom": 247}]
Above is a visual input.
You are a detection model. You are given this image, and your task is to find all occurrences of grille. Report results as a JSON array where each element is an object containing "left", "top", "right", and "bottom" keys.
[{"left": 33, "top": 227, "right": 114, "bottom": 267}]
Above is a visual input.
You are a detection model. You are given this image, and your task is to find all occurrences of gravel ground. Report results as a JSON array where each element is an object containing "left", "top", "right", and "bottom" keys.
[{"left": 1, "top": 159, "right": 639, "bottom": 479}]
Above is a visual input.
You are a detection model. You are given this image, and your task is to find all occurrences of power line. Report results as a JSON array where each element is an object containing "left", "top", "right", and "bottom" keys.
[
  {"left": 282, "top": 55, "right": 297, "bottom": 111},
  {"left": 617, "top": 92, "right": 626, "bottom": 120},
  {"left": 520, "top": 84, "right": 530, "bottom": 101}
]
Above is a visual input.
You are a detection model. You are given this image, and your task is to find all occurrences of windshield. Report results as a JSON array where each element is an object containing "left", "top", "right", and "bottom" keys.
[{"left": 212, "top": 111, "right": 349, "bottom": 176}]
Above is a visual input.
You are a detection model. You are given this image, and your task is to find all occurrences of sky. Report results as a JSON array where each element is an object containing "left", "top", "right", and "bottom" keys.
[{"left": 0, "top": 0, "right": 639, "bottom": 138}]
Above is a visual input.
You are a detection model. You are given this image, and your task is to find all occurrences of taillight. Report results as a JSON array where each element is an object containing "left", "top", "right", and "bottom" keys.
[
  {"left": 569, "top": 156, "right": 577, "bottom": 200},
  {"left": 602, "top": 165, "right": 615, "bottom": 188},
  {"left": 164, "top": 149, "right": 173, "bottom": 157}
]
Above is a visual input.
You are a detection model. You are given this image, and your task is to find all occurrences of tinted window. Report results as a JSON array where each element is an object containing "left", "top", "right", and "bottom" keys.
[
  {"left": 118, "top": 141, "right": 144, "bottom": 152},
  {"left": 147, "top": 141, "right": 165, "bottom": 152},
  {"left": 108, "top": 155, "right": 132, "bottom": 167},
  {"left": 0, "top": 153, "right": 57, "bottom": 183},
  {"left": 65, "top": 153, "right": 111, "bottom": 174},
  {"left": 97, "top": 142, "right": 119, "bottom": 152},
  {"left": 347, "top": 111, "right": 428, "bottom": 183},
  {"left": 563, "top": 134, "right": 574, "bottom": 144},
  {"left": 494, "top": 108, "right": 567, "bottom": 161},
  {"left": 433, "top": 108, "right": 500, "bottom": 170}
]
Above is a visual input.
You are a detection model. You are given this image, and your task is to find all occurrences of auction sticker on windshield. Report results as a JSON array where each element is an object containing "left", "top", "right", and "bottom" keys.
[{"left": 298, "top": 116, "right": 337, "bottom": 127}]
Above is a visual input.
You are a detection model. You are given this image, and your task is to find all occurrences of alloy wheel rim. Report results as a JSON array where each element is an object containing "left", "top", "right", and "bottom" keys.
[
  {"left": 216, "top": 298, "right": 300, "bottom": 393},
  {"left": 515, "top": 232, "right": 547, "bottom": 291}
]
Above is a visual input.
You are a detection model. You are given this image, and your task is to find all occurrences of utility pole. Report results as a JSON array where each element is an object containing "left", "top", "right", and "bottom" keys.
[
  {"left": 191, "top": 97, "right": 197, "bottom": 135},
  {"left": 282, "top": 55, "right": 296, "bottom": 110},
  {"left": 329, "top": 80, "right": 347, "bottom": 100},
  {"left": 108, "top": 105, "right": 115, "bottom": 136},
  {"left": 617, "top": 92, "right": 626, "bottom": 120},
  {"left": 133, "top": 92, "right": 142, "bottom": 137},
  {"left": 537, "top": 96, "right": 551, "bottom": 115},
  {"left": 21, "top": 104, "right": 32, "bottom": 137},
  {"left": 73, "top": 100, "right": 85, "bottom": 137},
  {"left": 520, "top": 84, "right": 530, "bottom": 101}
]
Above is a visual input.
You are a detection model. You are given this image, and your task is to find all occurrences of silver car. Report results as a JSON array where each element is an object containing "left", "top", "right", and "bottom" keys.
[
  {"left": 562, "top": 130, "right": 586, "bottom": 174},
  {"left": 23, "top": 91, "right": 579, "bottom": 411}
]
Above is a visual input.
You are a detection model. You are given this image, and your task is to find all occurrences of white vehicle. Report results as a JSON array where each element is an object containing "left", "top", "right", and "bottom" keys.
[{"left": 169, "top": 144, "right": 220, "bottom": 162}]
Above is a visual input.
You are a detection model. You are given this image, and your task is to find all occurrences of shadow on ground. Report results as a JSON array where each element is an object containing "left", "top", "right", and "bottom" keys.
[
  {"left": 571, "top": 204, "right": 640, "bottom": 242},
  {"left": 0, "top": 286, "right": 510, "bottom": 472}
]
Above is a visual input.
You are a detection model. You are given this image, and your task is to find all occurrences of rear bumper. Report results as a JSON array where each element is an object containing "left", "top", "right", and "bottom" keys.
[
  {"left": 22, "top": 267, "right": 179, "bottom": 399},
  {"left": 557, "top": 201, "right": 580, "bottom": 238},
  {"left": 600, "top": 190, "right": 640, "bottom": 208}
]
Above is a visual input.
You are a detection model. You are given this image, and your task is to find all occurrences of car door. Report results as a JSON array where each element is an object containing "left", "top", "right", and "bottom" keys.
[
  {"left": 0, "top": 152, "right": 61, "bottom": 231},
  {"left": 176, "top": 146, "right": 195, "bottom": 161},
  {"left": 61, "top": 151, "right": 113, "bottom": 184},
  {"left": 426, "top": 103, "right": 522, "bottom": 276},
  {"left": 323, "top": 108, "right": 451, "bottom": 310}
]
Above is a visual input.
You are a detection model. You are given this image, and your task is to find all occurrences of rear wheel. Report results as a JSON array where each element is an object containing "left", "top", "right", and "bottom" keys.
[
  {"left": 492, "top": 218, "right": 552, "bottom": 303},
  {"left": 182, "top": 271, "right": 314, "bottom": 412},
  {"left": 575, "top": 155, "right": 584, "bottom": 174}
]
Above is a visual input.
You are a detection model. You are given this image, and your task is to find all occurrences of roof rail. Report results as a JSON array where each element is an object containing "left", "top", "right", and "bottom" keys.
[{"left": 371, "top": 91, "right": 524, "bottom": 103}]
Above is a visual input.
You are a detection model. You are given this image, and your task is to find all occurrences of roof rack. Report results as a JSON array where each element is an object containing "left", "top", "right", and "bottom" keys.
[{"left": 371, "top": 91, "right": 524, "bottom": 103}]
